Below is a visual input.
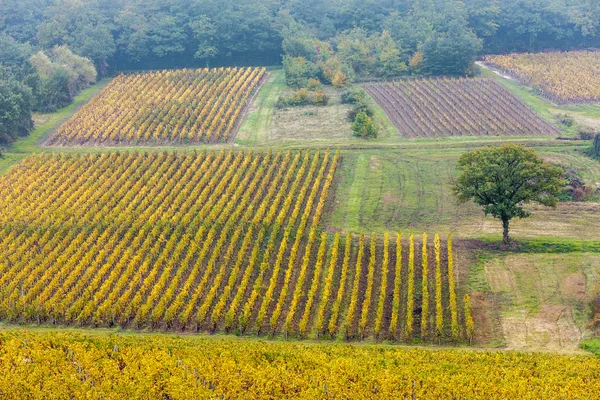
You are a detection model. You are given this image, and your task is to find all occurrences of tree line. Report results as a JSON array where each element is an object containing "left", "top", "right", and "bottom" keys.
[{"left": 1, "top": 0, "right": 600, "bottom": 144}]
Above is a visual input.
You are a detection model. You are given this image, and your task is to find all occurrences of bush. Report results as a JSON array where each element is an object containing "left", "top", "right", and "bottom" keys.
[
  {"left": 276, "top": 88, "right": 329, "bottom": 108},
  {"left": 557, "top": 113, "right": 574, "bottom": 127},
  {"left": 340, "top": 88, "right": 366, "bottom": 104},
  {"left": 307, "top": 78, "right": 322, "bottom": 91},
  {"left": 331, "top": 71, "right": 348, "bottom": 88},
  {"left": 313, "top": 90, "right": 329, "bottom": 105},
  {"left": 352, "top": 111, "right": 377, "bottom": 138}
]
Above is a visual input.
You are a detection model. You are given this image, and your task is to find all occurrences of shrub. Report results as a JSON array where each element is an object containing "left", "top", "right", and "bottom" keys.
[
  {"left": 313, "top": 90, "right": 329, "bottom": 106},
  {"left": 340, "top": 88, "right": 366, "bottom": 104},
  {"left": 307, "top": 78, "right": 322, "bottom": 91},
  {"left": 557, "top": 113, "right": 574, "bottom": 127},
  {"left": 277, "top": 88, "right": 329, "bottom": 108},
  {"left": 352, "top": 111, "right": 377, "bottom": 138},
  {"left": 332, "top": 71, "right": 348, "bottom": 88}
]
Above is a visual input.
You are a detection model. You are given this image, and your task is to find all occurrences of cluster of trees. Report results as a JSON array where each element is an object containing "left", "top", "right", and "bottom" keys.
[
  {"left": 2, "top": 0, "right": 599, "bottom": 74},
  {"left": 0, "top": 34, "right": 97, "bottom": 144},
  {"left": 2, "top": 0, "right": 600, "bottom": 142}
]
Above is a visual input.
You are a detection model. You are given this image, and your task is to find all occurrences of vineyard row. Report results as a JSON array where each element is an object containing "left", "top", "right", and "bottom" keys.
[
  {"left": 0, "top": 151, "right": 469, "bottom": 341},
  {"left": 48, "top": 67, "right": 265, "bottom": 145},
  {"left": 2, "top": 330, "right": 600, "bottom": 399},
  {"left": 365, "top": 78, "right": 558, "bottom": 138}
]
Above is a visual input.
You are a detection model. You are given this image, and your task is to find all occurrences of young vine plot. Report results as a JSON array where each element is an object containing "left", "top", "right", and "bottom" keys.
[
  {"left": 485, "top": 51, "right": 600, "bottom": 104},
  {"left": 47, "top": 67, "right": 266, "bottom": 145},
  {"left": 3, "top": 330, "right": 600, "bottom": 399},
  {"left": 364, "top": 78, "right": 559, "bottom": 137},
  {"left": 0, "top": 151, "right": 468, "bottom": 342}
]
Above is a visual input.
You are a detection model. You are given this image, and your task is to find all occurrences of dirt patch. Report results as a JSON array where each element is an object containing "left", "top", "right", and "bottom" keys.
[
  {"left": 382, "top": 191, "right": 400, "bottom": 204},
  {"left": 481, "top": 253, "right": 600, "bottom": 353},
  {"left": 369, "top": 156, "right": 382, "bottom": 170},
  {"left": 562, "top": 273, "right": 587, "bottom": 301},
  {"left": 470, "top": 292, "right": 501, "bottom": 345},
  {"left": 501, "top": 305, "right": 583, "bottom": 352}
]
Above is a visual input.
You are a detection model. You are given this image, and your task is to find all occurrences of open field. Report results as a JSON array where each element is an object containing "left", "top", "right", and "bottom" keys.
[
  {"left": 326, "top": 144, "right": 600, "bottom": 240},
  {"left": 239, "top": 70, "right": 354, "bottom": 143},
  {"left": 484, "top": 51, "right": 600, "bottom": 104},
  {"left": 47, "top": 67, "right": 265, "bottom": 146},
  {"left": 2, "top": 328, "right": 600, "bottom": 399},
  {"left": 236, "top": 70, "right": 399, "bottom": 145},
  {"left": 364, "top": 78, "right": 559, "bottom": 138},
  {"left": 473, "top": 252, "right": 600, "bottom": 352}
]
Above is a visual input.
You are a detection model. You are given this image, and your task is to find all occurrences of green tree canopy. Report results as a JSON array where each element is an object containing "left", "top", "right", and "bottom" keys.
[
  {"left": 453, "top": 144, "right": 564, "bottom": 246},
  {"left": 421, "top": 20, "right": 482, "bottom": 76},
  {"left": 352, "top": 111, "right": 377, "bottom": 139},
  {"left": 0, "top": 71, "right": 34, "bottom": 144}
]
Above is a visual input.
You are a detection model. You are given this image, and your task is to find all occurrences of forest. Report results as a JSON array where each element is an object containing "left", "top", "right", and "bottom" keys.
[{"left": 1, "top": 0, "right": 600, "bottom": 144}]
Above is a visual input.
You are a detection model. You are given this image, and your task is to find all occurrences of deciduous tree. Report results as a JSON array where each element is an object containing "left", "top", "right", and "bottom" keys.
[{"left": 453, "top": 144, "right": 564, "bottom": 245}]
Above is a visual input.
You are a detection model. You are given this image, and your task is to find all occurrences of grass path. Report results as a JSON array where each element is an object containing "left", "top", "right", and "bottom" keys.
[{"left": 236, "top": 70, "right": 285, "bottom": 145}]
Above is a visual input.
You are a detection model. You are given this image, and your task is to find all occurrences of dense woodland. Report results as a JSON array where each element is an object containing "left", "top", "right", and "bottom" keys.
[{"left": 1, "top": 0, "right": 600, "bottom": 144}]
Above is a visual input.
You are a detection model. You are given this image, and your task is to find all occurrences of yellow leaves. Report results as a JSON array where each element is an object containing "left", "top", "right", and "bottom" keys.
[
  {"left": 4, "top": 329, "right": 600, "bottom": 398},
  {"left": 0, "top": 150, "right": 475, "bottom": 344},
  {"left": 49, "top": 67, "right": 266, "bottom": 145},
  {"left": 485, "top": 51, "right": 600, "bottom": 104}
]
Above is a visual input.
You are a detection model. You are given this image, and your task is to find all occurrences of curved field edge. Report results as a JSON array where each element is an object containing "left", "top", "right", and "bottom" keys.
[{"left": 1, "top": 327, "right": 600, "bottom": 399}]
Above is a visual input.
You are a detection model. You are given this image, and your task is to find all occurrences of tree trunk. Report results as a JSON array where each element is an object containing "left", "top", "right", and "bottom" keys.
[{"left": 502, "top": 218, "right": 510, "bottom": 246}]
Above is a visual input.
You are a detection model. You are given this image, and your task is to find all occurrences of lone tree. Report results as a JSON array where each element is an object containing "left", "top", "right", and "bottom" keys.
[{"left": 453, "top": 144, "right": 563, "bottom": 246}]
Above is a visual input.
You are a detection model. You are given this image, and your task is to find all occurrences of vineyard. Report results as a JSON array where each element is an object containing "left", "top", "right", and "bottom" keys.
[
  {"left": 47, "top": 67, "right": 266, "bottom": 145},
  {"left": 2, "top": 330, "right": 600, "bottom": 399},
  {"left": 484, "top": 51, "right": 600, "bottom": 104},
  {"left": 0, "top": 151, "right": 469, "bottom": 342},
  {"left": 364, "top": 78, "right": 559, "bottom": 137}
]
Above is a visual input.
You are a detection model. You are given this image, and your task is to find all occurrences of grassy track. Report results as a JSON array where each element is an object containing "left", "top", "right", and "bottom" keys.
[{"left": 236, "top": 70, "right": 285, "bottom": 145}]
